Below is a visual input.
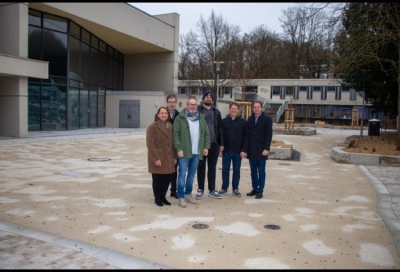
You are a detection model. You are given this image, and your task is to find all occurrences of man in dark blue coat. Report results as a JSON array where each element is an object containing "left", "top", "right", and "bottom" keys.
[
  {"left": 218, "top": 102, "right": 248, "bottom": 197},
  {"left": 245, "top": 101, "right": 273, "bottom": 199}
]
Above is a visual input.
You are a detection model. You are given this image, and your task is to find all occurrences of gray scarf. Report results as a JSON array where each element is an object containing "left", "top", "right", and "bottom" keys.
[{"left": 184, "top": 108, "right": 200, "bottom": 122}]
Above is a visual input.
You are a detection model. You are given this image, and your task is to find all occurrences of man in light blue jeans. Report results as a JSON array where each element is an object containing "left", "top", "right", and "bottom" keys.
[
  {"left": 177, "top": 155, "right": 199, "bottom": 202},
  {"left": 173, "top": 96, "right": 210, "bottom": 208}
]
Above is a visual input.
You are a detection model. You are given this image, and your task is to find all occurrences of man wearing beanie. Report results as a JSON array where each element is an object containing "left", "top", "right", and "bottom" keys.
[{"left": 195, "top": 91, "right": 224, "bottom": 200}]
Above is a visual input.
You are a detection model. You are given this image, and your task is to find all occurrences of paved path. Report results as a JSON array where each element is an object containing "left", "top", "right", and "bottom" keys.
[{"left": 0, "top": 127, "right": 399, "bottom": 269}]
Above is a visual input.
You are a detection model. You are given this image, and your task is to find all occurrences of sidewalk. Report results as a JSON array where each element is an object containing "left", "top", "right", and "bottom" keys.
[{"left": 0, "top": 128, "right": 399, "bottom": 269}]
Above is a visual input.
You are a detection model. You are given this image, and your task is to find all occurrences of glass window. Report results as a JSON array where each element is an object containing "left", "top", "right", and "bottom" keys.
[
  {"left": 326, "top": 86, "right": 336, "bottom": 92},
  {"left": 271, "top": 86, "right": 280, "bottom": 95},
  {"left": 325, "top": 106, "right": 335, "bottom": 118},
  {"left": 350, "top": 89, "right": 357, "bottom": 101},
  {"left": 80, "top": 42, "right": 90, "bottom": 83},
  {"left": 341, "top": 86, "right": 350, "bottom": 92},
  {"left": 335, "top": 88, "right": 342, "bottom": 100},
  {"left": 90, "top": 47, "right": 99, "bottom": 86},
  {"left": 42, "top": 30, "right": 68, "bottom": 77},
  {"left": 312, "top": 107, "right": 321, "bottom": 118},
  {"left": 89, "top": 91, "right": 97, "bottom": 128},
  {"left": 82, "top": 28, "right": 90, "bottom": 45},
  {"left": 285, "top": 86, "right": 294, "bottom": 96},
  {"left": 91, "top": 35, "right": 98, "bottom": 49},
  {"left": 28, "top": 26, "right": 42, "bottom": 60},
  {"left": 68, "top": 88, "right": 79, "bottom": 130},
  {"left": 43, "top": 13, "right": 67, "bottom": 32},
  {"left": 97, "top": 90, "right": 105, "bottom": 127},
  {"left": 299, "top": 86, "right": 308, "bottom": 92},
  {"left": 28, "top": 83, "right": 41, "bottom": 131},
  {"left": 28, "top": 8, "right": 124, "bottom": 131},
  {"left": 79, "top": 90, "right": 89, "bottom": 129},
  {"left": 70, "top": 22, "right": 80, "bottom": 39},
  {"left": 69, "top": 36, "right": 80, "bottom": 79},
  {"left": 340, "top": 107, "right": 350, "bottom": 119},
  {"left": 29, "top": 9, "right": 41, "bottom": 27}
]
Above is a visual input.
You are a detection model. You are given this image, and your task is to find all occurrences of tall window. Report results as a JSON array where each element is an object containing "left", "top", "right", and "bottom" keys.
[{"left": 28, "top": 8, "right": 124, "bottom": 131}]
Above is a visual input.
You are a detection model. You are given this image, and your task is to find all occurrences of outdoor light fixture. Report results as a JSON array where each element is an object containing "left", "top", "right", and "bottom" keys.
[{"left": 213, "top": 61, "right": 224, "bottom": 105}]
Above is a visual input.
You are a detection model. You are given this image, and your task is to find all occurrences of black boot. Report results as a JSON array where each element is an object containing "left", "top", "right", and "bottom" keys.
[
  {"left": 155, "top": 198, "right": 163, "bottom": 206},
  {"left": 162, "top": 197, "right": 171, "bottom": 206}
]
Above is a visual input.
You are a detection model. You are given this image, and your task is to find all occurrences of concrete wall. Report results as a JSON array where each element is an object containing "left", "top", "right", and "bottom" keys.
[
  {"left": 124, "top": 52, "right": 176, "bottom": 93},
  {"left": 0, "top": 77, "right": 28, "bottom": 137},
  {"left": 0, "top": 3, "right": 29, "bottom": 137},
  {"left": 105, "top": 92, "right": 231, "bottom": 129}
]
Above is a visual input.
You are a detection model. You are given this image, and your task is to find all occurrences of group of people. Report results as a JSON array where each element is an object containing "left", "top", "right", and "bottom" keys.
[{"left": 146, "top": 92, "right": 273, "bottom": 208}]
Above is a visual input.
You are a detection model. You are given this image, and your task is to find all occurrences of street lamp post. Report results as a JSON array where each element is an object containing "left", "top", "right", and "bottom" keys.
[
  {"left": 360, "top": 89, "right": 365, "bottom": 139},
  {"left": 213, "top": 61, "right": 224, "bottom": 106}
]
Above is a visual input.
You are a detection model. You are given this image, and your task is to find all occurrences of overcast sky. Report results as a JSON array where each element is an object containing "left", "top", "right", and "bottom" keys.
[{"left": 129, "top": 2, "right": 298, "bottom": 35}]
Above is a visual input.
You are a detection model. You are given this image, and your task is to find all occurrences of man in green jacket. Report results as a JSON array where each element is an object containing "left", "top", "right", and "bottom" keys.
[{"left": 173, "top": 96, "right": 210, "bottom": 208}]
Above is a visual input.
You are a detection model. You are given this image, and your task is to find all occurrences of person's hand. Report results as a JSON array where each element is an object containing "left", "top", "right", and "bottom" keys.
[
  {"left": 240, "top": 151, "right": 247, "bottom": 158},
  {"left": 203, "top": 149, "right": 208, "bottom": 156},
  {"left": 178, "top": 150, "right": 184, "bottom": 157},
  {"left": 262, "top": 150, "right": 269, "bottom": 156},
  {"left": 173, "top": 159, "right": 177, "bottom": 165},
  {"left": 155, "top": 160, "right": 161, "bottom": 166}
]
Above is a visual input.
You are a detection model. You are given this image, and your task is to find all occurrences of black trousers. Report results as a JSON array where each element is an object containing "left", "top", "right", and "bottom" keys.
[
  {"left": 197, "top": 142, "right": 219, "bottom": 192},
  {"left": 169, "top": 163, "right": 178, "bottom": 195},
  {"left": 152, "top": 173, "right": 174, "bottom": 201}
]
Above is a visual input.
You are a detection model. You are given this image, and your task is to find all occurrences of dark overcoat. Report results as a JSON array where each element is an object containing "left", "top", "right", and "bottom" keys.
[{"left": 246, "top": 113, "right": 273, "bottom": 160}]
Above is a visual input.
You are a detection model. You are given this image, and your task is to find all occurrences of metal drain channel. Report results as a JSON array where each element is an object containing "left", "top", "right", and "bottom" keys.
[
  {"left": 264, "top": 224, "right": 281, "bottom": 230},
  {"left": 192, "top": 223, "right": 209, "bottom": 229},
  {"left": 88, "top": 158, "right": 111, "bottom": 162}
]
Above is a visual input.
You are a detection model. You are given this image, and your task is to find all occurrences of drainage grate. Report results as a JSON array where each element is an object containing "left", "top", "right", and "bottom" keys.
[
  {"left": 192, "top": 223, "right": 209, "bottom": 229},
  {"left": 264, "top": 224, "right": 281, "bottom": 230},
  {"left": 88, "top": 158, "right": 110, "bottom": 162},
  {"left": 278, "top": 163, "right": 291, "bottom": 166}
]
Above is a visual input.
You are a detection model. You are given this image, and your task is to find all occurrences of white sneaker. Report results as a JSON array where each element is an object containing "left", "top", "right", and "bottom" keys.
[
  {"left": 178, "top": 198, "right": 187, "bottom": 208},
  {"left": 185, "top": 194, "right": 196, "bottom": 204},
  {"left": 195, "top": 189, "right": 204, "bottom": 200}
]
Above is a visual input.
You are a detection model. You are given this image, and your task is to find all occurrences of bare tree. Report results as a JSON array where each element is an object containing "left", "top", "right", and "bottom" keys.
[
  {"left": 280, "top": 4, "right": 334, "bottom": 79},
  {"left": 331, "top": 3, "right": 400, "bottom": 149}
]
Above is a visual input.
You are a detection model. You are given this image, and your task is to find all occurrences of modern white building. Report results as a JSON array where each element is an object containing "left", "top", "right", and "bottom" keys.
[
  {"left": 0, "top": 2, "right": 179, "bottom": 138},
  {"left": 178, "top": 78, "right": 380, "bottom": 126}
]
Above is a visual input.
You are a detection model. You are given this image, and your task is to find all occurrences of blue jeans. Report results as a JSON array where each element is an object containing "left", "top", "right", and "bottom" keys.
[
  {"left": 249, "top": 159, "right": 266, "bottom": 193},
  {"left": 221, "top": 152, "right": 242, "bottom": 191},
  {"left": 177, "top": 155, "right": 199, "bottom": 199}
]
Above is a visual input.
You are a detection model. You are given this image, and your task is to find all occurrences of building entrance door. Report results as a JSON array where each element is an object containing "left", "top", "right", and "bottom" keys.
[{"left": 119, "top": 100, "right": 140, "bottom": 128}]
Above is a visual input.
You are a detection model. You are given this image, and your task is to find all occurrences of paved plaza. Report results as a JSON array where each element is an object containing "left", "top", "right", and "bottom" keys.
[{"left": 0, "top": 127, "right": 399, "bottom": 269}]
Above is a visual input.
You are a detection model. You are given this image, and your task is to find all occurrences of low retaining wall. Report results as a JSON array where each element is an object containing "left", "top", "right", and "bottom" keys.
[{"left": 331, "top": 146, "right": 400, "bottom": 166}]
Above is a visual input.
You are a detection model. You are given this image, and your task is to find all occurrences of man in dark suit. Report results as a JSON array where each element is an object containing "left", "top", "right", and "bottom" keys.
[{"left": 245, "top": 101, "right": 273, "bottom": 199}]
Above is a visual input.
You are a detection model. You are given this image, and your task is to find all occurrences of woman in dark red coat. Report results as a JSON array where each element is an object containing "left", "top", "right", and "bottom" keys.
[{"left": 146, "top": 107, "right": 177, "bottom": 206}]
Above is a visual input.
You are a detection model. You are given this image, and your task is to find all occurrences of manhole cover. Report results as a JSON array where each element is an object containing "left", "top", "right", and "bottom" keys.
[
  {"left": 264, "top": 224, "right": 281, "bottom": 230},
  {"left": 192, "top": 223, "right": 209, "bottom": 229},
  {"left": 88, "top": 158, "right": 110, "bottom": 162}
]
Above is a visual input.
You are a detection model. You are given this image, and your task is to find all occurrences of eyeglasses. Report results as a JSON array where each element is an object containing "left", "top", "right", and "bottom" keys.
[
  {"left": 187, "top": 103, "right": 197, "bottom": 106},
  {"left": 167, "top": 101, "right": 176, "bottom": 104}
]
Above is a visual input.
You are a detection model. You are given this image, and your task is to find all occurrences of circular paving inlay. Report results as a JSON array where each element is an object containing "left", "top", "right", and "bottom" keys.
[
  {"left": 88, "top": 158, "right": 111, "bottom": 162},
  {"left": 192, "top": 223, "right": 209, "bottom": 229},
  {"left": 264, "top": 224, "right": 281, "bottom": 230}
]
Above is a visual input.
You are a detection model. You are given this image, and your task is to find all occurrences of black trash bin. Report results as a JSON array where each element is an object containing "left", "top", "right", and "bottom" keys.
[{"left": 368, "top": 119, "right": 380, "bottom": 136}]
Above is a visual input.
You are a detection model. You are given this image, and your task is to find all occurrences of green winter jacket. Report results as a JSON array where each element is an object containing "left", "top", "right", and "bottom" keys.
[{"left": 173, "top": 110, "right": 210, "bottom": 160}]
